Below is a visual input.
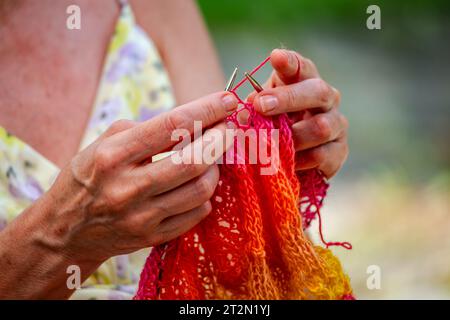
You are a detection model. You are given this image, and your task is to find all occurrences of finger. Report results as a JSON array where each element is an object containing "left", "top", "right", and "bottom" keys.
[
  {"left": 152, "top": 165, "right": 219, "bottom": 217},
  {"left": 151, "top": 201, "right": 212, "bottom": 245},
  {"left": 101, "top": 119, "right": 137, "bottom": 139},
  {"left": 253, "top": 78, "right": 339, "bottom": 115},
  {"left": 295, "top": 138, "right": 348, "bottom": 178},
  {"left": 131, "top": 122, "right": 233, "bottom": 196},
  {"left": 70, "top": 119, "right": 138, "bottom": 176},
  {"left": 92, "top": 120, "right": 137, "bottom": 146},
  {"left": 271, "top": 49, "right": 300, "bottom": 84},
  {"left": 292, "top": 111, "right": 348, "bottom": 151},
  {"left": 247, "top": 50, "right": 320, "bottom": 103},
  {"left": 106, "top": 92, "right": 238, "bottom": 163},
  {"left": 270, "top": 49, "right": 320, "bottom": 85}
]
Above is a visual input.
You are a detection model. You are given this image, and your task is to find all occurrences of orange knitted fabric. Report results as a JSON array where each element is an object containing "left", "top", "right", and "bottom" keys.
[{"left": 134, "top": 58, "right": 353, "bottom": 300}]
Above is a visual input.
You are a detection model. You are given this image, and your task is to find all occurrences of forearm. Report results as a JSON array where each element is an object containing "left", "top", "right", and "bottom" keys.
[{"left": 0, "top": 194, "right": 99, "bottom": 299}]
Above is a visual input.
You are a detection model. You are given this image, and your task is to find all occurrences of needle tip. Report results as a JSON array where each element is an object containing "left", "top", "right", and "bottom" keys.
[
  {"left": 225, "top": 67, "right": 239, "bottom": 91},
  {"left": 244, "top": 72, "right": 263, "bottom": 93}
]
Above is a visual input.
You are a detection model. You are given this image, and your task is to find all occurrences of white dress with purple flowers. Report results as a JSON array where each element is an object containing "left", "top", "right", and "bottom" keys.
[{"left": 0, "top": 2, "right": 175, "bottom": 299}]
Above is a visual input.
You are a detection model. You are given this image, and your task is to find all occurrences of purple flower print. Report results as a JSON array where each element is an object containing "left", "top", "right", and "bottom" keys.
[
  {"left": 138, "top": 107, "right": 162, "bottom": 122},
  {"left": 89, "top": 98, "right": 122, "bottom": 128},
  {"left": 106, "top": 41, "right": 148, "bottom": 82},
  {"left": 115, "top": 255, "right": 129, "bottom": 279},
  {"left": 8, "top": 175, "right": 44, "bottom": 201},
  {"left": 115, "top": 284, "right": 137, "bottom": 295}
]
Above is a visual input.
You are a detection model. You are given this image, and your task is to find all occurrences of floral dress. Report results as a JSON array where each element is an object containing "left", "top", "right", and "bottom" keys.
[{"left": 0, "top": 1, "right": 175, "bottom": 299}]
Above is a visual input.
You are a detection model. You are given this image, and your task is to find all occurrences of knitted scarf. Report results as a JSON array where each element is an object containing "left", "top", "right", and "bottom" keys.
[{"left": 134, "top": 57, "right": 354, "bottom": 300}]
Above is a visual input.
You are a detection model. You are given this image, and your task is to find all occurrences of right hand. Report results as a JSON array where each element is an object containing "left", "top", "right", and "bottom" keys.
[{"left": 36, "top": 91, "right": 238, "bottom": 264}]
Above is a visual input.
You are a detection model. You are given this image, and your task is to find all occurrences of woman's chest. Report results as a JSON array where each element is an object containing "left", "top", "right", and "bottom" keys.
[
  {"left": 0, "top": 49, "right": 103, "bottom": 167},
  {"left": 0, "top": 4, "right": 118, "bottom": 167}
]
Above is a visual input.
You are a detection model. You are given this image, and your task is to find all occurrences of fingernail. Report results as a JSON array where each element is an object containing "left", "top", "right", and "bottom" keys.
[
  {"left": 222, "top": 94, "right": 238, "bottom": 115},
  {"left": 259, "top": 95, "right": 278, "bottom": 113}
]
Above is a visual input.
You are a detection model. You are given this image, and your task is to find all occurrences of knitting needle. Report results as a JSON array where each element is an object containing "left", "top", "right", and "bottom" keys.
[
  {"left": 225, "top": 67, "right": 239, "bottom": 91},
  {"left": 244, "top": 72, "right": 264, "bottom": 93}
]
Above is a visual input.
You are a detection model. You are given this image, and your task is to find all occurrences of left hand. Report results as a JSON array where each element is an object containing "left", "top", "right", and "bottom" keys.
[{"left": 249, "top": 49, "right": 349, "bottom": 179}]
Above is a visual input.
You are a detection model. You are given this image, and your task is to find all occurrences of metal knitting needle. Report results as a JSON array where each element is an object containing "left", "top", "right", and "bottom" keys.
[
  {"left": 244, "top": 72, "right": 263, "bottom": 93},
  {"left": 225, "top": 67, "right": 238, "bottom": 91}
]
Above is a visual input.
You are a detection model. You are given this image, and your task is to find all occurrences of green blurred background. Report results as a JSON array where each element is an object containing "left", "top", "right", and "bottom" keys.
[{"left": 197, "top": 0, "right": 450, "bottom": 299}]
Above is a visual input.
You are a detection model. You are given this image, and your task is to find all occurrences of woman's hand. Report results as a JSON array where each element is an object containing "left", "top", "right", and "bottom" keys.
[
  {"left": 250, "top": 49, "right": 349, "bottom": 179},
  {"left": 0, "top": 92, "right": 237, "bottom": 298},
  {"left": 49, "top": 92, "right": 238, "bottom": 260}
]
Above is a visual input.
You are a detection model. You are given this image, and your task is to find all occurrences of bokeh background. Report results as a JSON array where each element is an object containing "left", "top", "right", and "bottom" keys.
[{"left": 197, "top": 0, "right": 450, "bottom": 299}]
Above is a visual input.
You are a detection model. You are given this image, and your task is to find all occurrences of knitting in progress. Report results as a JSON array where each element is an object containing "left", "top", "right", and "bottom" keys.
[{"left": 135, "top": 57, "right": 354, "bottom": 300}]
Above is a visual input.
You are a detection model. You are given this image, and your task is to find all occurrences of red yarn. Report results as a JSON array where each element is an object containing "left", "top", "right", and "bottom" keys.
[
  {"left": 231, "top": 56, "right": 271, "bottom": 92},
  {"left": 299, "top": 170, "right": 352, "bottom": 249}
]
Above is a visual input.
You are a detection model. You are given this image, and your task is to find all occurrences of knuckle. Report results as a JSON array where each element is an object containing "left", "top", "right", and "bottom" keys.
[
  {"left": 94, "top": 142, "right": 115, "bottom": 170},
  {"left": 163, "top": 110, "right": 186, "bottom": 133},
  {"left": 199, "top": 201, "right": 213, "bottom": 218},
  {"left": 203, "top": 95, "right": 222, "bottom": 123},
  {"left": 183, "top": 162, "right": 207, "bottom": 178},
  {"left": 187, "top": 202, "right": 212, "bottom": 228},
  {"left": 284, "top": 86, "right": 298, "bottom": 108},
  {"left": 105, "top": 186, "right": 130, "bottom": 209},
  {"left": 129, "top": 176, "right": 147, "bottom": 197},
  {"left": 109, "top": 119, "right": 134, "bottom": 133},
  {"left": 144, "top": 171, "right": 157, "bottom": 195},
  {"left": 129, "top": 211, "right": 159, "bottom": 235},
  {"left": 149, "top": 205, "right": 172, "bottom": 222},
  {"left": 311, "top": 147, "right": 326, "bottom": 165},
  {"left": 314, "top": 79, "right": 332, "bottom": 106},
  {"left": 195, "top": 176, "right": 216, "bottom": 200},
  {"left": 313, "top": 116, "right": 332, "bottom": 141},
  {"left": 69, "top": 151, "right": 99, "bottom": 193},
  {"left": 124, "top": 215, "right": 147, "bottom": 235}
]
